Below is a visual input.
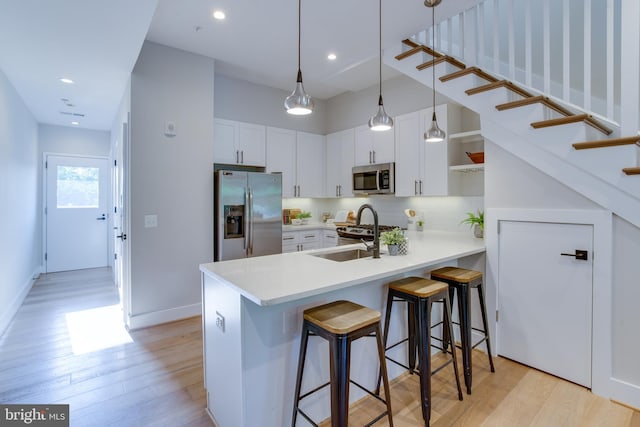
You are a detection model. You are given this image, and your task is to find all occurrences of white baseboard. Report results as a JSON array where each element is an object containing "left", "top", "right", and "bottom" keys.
[
  {"left": 609, "top": 377, "right": 640, "bottom": 410},
  {"left": 126, "top": 303, "right": 202, "bottom": 330},
  {"left": 0, "top": 265, "right": 42, "bottom": 337}
]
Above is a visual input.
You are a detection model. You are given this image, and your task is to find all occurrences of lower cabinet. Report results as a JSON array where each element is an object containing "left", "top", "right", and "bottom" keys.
[
  {"left": 322, "top": 229, "right": 338, "bottom": 247},
  {"left": 282, "top": 230, "right": 321, "bottom": 252}
]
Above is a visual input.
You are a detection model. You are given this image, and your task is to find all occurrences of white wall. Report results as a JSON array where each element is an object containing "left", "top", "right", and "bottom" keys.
[
  {"left": 485, "top": 140, "right": 640, "bottom": 402},
  {"left": 39, "top": 124, "right": 110, "bottom": 157},
  {"left": 0, "top": 69, "right": 40, "bottom": 335},
  {"left": 215, "top": 73, "right": 326, "bottom": 134},
  {"left": 129, "top": 41, "right": 214, "bottom": 327}
]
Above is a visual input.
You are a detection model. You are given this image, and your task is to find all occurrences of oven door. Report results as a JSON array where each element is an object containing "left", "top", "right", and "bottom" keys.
[{"left": 337, "top": 236, "right": 362, "bottom": 246}]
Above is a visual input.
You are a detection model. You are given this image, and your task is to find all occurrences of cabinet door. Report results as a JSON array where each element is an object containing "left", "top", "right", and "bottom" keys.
[
  {"left": 282, "top": 231, "right": 299, "bottom": 252},
  {"left": 296, "top": 132, "right": 325, "bottom": 197},
  {"left": 354, "top": 125, "right": 394, "bottom": 166},
  {"left": 394, "top": 111, "right": 422, "bottom": 196},
  {"left": 421, "top": 105, "right": 449, "bottom": 196},
  {"left": 322, "top": 229, "right": 338, "bottom": 247},
  {"left": 237, "top": 122, "right": 266, "bottom": 166},
  {"left": 266, "top": 127, "right": 297, "bottom": 198},
  {"left": 214, "top": 118, "right": 239, "bottom": 164},
  {"left": 371, "top": 127, "right": 395, "bottom": 164},
  {"left": 354, "top": 125, "right": 374, "bottom": 166},
  {"left": 326, "top": 129, "right": 354, "bottom": 197}
]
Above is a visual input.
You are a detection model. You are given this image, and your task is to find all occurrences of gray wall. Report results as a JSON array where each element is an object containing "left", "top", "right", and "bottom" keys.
[
  {"left": 215, "top": 73, "right": 326, "bottom": 134},
  {"left": 129, "top": 41, "right": 214, "bottom": 322},
  {"left": 485, "top": 141, "right": 640, "bottom": 390},
  {"left": 0, "top": 68, "right": 40, "bottom": 335},
  {"left": 39, "top": 124, "right": 110, "bottom": 157}
]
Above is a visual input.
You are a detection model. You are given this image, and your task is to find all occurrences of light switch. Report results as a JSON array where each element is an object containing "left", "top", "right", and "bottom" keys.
[{"left": 144, "top": 215, "right": 158, "bottom": 228}]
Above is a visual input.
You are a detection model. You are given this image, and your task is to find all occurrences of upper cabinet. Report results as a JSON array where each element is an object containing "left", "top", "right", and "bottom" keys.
[
  {"left": 214, "top": 119, "right": 266, "bottom": 166},
  {"left": 394, "top": 104, "right": 466, "bottom": 196},
  {"left": 354, "top": 125, "right": 395, "bottom": 166},
  {"left": 325, "top": 129, "right": 355, "bottom": 197},
  {"left": 266, "top": 127, "right": 325, "bottom": 198}
]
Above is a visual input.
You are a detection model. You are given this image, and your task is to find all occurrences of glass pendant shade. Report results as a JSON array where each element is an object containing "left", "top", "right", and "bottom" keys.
[
  {"left": 285, "top": 70, "right": 314, "bottom": 115},
  {"left": 424, "top": 112, "right": 446, "bottom": 142},
  {"left": 369, "top": 95, "right": 393, "bottom": 131}
]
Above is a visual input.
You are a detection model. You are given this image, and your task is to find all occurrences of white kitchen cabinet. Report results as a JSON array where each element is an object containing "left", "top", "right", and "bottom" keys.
[
  {"left": 354, "top": 125, "right": 395, "bottom": 166},
  {"left": 214, "top": 119, "right": 266, "bottom": 166},
  {"left": 325, "top": 129, "right": 355, "bottom": 197},
  {"left": 266, "top": 127, "right": 325, "bottom": 198},
  {"left": 394, "top": 104, "right": 462, "bottom": 196},
  {"left": 281, "top": 230, "right": 321, "bottom": 252},
  {"left": 322, "top": 229, "right": 338, "bottom": 247},
  {"left": 296, "top": 132, "right": 325, "bottom": 197}
]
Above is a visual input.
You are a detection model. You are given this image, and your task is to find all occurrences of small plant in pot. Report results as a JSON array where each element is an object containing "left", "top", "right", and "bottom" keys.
[
  {"left": 461, "top": 210, "right": 484, "bottom": 238},
  {"left": 380, "top": 227, "right": 406, "bottom": 256},
  {"left": 416, "top": 219, "right": 424, "bottom": 232},
  {"left": 295, "top": 211, "right": 312, "bottom": 224}
]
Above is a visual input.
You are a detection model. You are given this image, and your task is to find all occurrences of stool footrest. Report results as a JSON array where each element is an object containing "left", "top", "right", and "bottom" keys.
[{"left": 299, "top": 381, "right": 331, "bottom": 400}]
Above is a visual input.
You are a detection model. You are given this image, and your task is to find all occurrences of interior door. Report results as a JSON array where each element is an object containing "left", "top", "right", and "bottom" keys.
[
  {"left": 45, "top": 155, "right": 110, "bottom": 272},
  {"left": 113, "top": 121, "right": 128, "bottom": 300},
  {"left": 497, "top": 220, "right": 593, "bottom": 387}
]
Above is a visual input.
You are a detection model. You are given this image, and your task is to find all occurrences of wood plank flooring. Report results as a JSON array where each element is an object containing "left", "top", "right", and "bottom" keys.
[{"left": 1, "top": 268, "right": 638, "bottom": 426}]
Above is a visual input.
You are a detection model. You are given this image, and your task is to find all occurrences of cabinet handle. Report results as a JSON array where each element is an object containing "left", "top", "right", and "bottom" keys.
[
  {"left": 373, "top": 150, "right": 376, "bottom": 163},
  {"left": 336, "top": 185, "right": 339, "bottom": 197},
  {"left": 414, "top": 180, "right": 418, "bottom": 195},
  {"left": 240, "top": 150, "right": 244, "bottom": 164},
  {"left": 297, "top": 185, "right": 301, "bottom": 197},
  {"left": 419, "top": 180, "right": 423, "bottom": 195},
  {"left": 236, "top": 150, "right": 239, "bottom": 163},
  {"left": 338, "top": 185, "right": 342, "bottom": 197},
  {"left": 369, "top": 151, "right": 372, "bottom": 164},
  {"left": 283, "top": 237, "right": 295, "bottom": 241},
  {"left": 304, "top": 235, "right": 315, "bottom": 238}
]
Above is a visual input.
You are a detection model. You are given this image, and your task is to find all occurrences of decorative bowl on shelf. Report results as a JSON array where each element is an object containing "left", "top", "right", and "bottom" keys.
[
  {"left": 291, "top": 219, "right": 302, "bottom": 225},
  {"left": 466, "top": 151, "right": 485, "bottom": 164}
]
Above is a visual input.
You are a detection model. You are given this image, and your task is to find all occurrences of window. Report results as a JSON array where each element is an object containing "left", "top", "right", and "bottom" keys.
[{"left": 57, "top": 166, "right": 99, "bottom": 208}]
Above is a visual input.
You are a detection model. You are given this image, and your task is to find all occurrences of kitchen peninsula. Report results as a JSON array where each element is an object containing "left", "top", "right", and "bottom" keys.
[{"left": 200, "top": 230, "right": 485, "bottom": 427}]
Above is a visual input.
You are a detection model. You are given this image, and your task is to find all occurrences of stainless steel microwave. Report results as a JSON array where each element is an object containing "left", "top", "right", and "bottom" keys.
[{"left": 352, "top": 162, "right": 395, "bottom": 195}]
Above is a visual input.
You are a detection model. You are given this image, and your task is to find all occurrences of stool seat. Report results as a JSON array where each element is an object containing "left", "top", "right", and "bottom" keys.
[
  {"left": 388, "top": 277, "right": 448, "bottom": 298},
  {"left": 304, "top": 300, "right": 380, "bottom": 334},
  {"left": 430, "top": 267, "right": 482, "bottom": 284}
]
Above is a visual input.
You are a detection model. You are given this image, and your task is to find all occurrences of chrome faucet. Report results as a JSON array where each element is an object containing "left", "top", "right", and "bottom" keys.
[{"left": 356, "top": 203, "right": 380, "bottom": 259}]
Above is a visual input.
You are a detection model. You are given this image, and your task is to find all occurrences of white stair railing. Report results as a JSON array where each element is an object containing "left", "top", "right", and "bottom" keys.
[{"left": 410, "top": 0, "right": 633, "bottom": 127}]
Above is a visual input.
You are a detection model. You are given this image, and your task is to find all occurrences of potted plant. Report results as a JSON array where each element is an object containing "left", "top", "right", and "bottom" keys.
[
  {"left": 462, "top": 210, "right": 484, "bottom": 238},
  {"left": 295, "top": 211, "right": 312, "bottom": 225},
  {"left": 416, "top": 219, "right": 424, "bottom": 232},
  {"left": 380, "top": 227, "right": 406, "bottom": 256}
]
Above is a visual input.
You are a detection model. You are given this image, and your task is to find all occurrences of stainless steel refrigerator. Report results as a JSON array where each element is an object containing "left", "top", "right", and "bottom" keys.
[{"left": 214, "top": 170, "right": 282, "bottom": 261}]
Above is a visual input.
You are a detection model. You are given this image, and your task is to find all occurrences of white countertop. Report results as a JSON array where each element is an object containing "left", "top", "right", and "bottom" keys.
[
  {"left": 200, "top": 230, "right": 485, "bottom": 307},
  {"left": 281, "top": 222, "right": 336, "bottom": 232}
]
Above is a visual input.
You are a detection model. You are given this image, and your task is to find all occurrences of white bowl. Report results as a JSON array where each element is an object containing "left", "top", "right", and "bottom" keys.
[{"left": 291, "top": 219, "right": 302, "bottom": 225}]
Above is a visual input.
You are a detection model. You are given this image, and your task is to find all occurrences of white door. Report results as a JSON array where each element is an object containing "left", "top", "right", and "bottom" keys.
[
  {"left": 45, "top": 155, "right": 110, "bottom": 272},
  {"left": 112, "top": 122, "right": 128, "bottom": 300},
  {"left": 497, "top": 220, "right": 593, "bottom": 387}
]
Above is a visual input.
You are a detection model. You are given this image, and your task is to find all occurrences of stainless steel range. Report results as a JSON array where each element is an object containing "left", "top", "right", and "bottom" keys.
[{"left": 336, "top": 224, "right": 401, "bottom": 245}]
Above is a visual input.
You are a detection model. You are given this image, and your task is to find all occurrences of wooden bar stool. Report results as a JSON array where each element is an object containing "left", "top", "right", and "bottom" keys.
[
  {"left": 378, "top": 277, "right": 463, "bottom": 426},
  {"left": 430, "top": 267, "right": 495, "bottom": 394},
  {"left": 292, "top": 300, "right": 393, "bottom": 427}
]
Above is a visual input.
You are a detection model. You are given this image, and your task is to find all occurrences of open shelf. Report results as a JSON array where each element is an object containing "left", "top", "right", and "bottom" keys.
[
  {"left": 449, "top": 130, "right": 483, "bottom": 143},
  {"left": 450, "top": 164, "right": 484, "bottom": 172}
]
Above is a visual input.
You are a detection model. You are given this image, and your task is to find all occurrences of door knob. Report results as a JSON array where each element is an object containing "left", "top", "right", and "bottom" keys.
[
  {"left": 116, "top": 233, "right": 127, "bottom": 241},
  {"left": 560, "top": 249, "right": 588, "bottom": 260},
  {"left": 96, "top": 214, "right": 106, "bottom": 220}
]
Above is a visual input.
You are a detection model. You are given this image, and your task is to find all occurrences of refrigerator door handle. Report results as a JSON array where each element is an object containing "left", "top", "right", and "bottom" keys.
[
  {"left": 248, "top": 188, "right": 254, "bottom": 255},
  {"left": 244, "top": 189, "right": 250, "bottom": 256}
]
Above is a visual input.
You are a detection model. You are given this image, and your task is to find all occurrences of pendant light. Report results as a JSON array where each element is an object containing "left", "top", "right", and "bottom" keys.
[
  {"left": 424, "top": 0, "right": 446, "bottom": 142},
  {"left": 284, "top": 0, "right": 314, "bottom": 115},
  {"left": 368, "top": 0, "right": 393, "bottom": 131}
]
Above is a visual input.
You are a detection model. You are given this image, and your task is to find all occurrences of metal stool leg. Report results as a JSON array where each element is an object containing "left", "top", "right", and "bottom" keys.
[
  {"left": 416, "top": 298, "right": 432, "bottom": 426},
  {"left": 476, "top": 282, "right": 495, "bottom": 373},
  {"left": 457, "top": 284, "right": 473, "bottom": 394},
  {"left": 329, "top": 334, "right": 350, "bottom": 427},
  {"left": 375, "top": 323, "right": 394, "bottom": 427},
  {"left": 444, "top": 293, "right": 463, "bottom": 401},
  {"left": 292, "top": 325, "right": 310, "bottom": 427}
]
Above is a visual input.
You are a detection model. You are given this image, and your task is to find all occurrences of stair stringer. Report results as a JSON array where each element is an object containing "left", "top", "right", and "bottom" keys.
[{"left": 384, "top": 46, "right": 640, "bottom": 229}]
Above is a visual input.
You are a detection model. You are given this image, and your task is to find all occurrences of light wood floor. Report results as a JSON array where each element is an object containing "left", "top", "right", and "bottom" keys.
[{"left": 1, "top": 268, "right": 638, "bottom": 426}]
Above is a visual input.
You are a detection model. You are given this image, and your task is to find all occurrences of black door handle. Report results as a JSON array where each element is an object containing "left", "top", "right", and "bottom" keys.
[
  {"left": 116, "top": 234, "right": 127, "bottom": 241},
  {"left": 96, "top": 214, "right": 106, "bottom": 220},
  {"left": 560, "top": 249, "right": 588, "bottom": 260}
]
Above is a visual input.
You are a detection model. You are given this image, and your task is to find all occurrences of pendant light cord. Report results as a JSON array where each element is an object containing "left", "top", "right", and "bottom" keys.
[
  {"left": 378, "top": 0, "right": 382, "bottom": 98},
  {"left": 297, "top": 0, "right": 301, "bottom": 73},
  {"left": 432, "top": 5, "right": 436, "bottom": 109}
]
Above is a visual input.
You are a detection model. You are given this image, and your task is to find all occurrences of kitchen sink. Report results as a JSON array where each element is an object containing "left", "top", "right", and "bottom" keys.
[{"left": 311, "top": 248, "right": 374, "bottom": 262}]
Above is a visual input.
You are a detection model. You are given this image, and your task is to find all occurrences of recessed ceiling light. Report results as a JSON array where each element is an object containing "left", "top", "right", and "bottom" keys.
[
  {"left": 327, "top": 53, "right": 337, "bottom": 61},
  {"left": 59, "top": 78, "right": 74, "bottom": 84},
  {"left": 213, "top": 10, "right": 226, "bottom": 20},
  {"left": 71, "top": 121, "right": 79, "bottom": 126}
]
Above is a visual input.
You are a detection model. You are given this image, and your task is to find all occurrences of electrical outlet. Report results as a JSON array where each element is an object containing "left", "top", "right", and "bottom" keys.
[{"left": 215, "top": 311, "right": 225, "bottom": 332}]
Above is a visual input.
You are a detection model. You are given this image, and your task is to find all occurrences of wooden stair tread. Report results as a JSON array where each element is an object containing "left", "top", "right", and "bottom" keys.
[
  {"left": 303, "top": 300, "right": 380, "bottom": 335},
  {"left": 623, "top": 167, "right": 640, "bottom": 175},
  {"left": 388, "top": 277, "right": 448, "bottom": 298},
  {"left": 573, "top": 136, "right": 640, "bottom": 150},
  {"left": 465, "top": 80, "right": 534, "bottom": 98},
  {"left": 531, "top": 114, "right": 589, "bottom": 129},
  {"left": 496, "top": 95, "right": 546, "bottom": 111},
  {"left": 416, "top": 54, "right": 465, "bottom": 71},
  {"left": 440, "top": 66, "right": 498, "bottom": 83}
]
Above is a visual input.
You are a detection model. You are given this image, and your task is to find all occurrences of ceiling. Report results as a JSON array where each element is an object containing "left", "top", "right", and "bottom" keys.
[{"left": 0, "top": 0, "right": 480, "bottom": 131}]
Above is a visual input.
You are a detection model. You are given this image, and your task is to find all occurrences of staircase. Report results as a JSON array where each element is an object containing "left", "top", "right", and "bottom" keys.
[{"left": 384, "top": 0, "right": 640, "bottom": 228}]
